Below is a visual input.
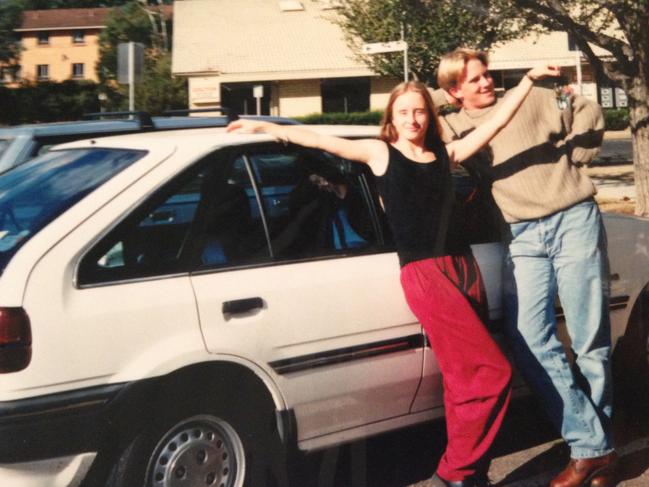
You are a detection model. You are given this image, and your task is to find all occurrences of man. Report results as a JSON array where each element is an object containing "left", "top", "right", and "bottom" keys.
[{"left": 435, "top": 48, "right": 617, "bottom": 487}]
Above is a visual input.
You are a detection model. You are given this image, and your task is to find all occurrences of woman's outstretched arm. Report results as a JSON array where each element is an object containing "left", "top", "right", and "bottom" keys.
[
  {"left": 226, "top": 119, "right": 386, "bottom": 167},
  {"left": 446, "top": 64, "right": 561, "bottom": 165}
]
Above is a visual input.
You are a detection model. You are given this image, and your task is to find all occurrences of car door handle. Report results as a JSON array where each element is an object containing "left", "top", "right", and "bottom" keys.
[{"left": 222, "top": 297, "right": 264, "bottom": 315}]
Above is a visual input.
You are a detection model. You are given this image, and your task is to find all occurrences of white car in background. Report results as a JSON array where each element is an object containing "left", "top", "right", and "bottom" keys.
[{"left": 0, "top": 126, "right": 647, "bottom": 487}]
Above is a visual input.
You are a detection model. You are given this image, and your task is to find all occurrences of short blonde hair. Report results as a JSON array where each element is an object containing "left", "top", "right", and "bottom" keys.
[
  {"left": 437, "top": 48, "right": 489, "bottom": 91},
  {"left": 379, "top": 81, "right": 442, "bottom": 148}
]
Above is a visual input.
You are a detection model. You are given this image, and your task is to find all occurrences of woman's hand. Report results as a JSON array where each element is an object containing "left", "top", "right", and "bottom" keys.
[
  {"left": 226, "top": 119, "right": 288, "bottom": 143},
  {"left": 226, "top": 119, "right": 272, "bottom": 134},
  {"left": 526, "top": 64, "right": 561, "bottom": 82}
]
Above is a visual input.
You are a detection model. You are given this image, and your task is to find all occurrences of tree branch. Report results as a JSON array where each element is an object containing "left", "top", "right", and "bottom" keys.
[
  {"left": 513, "top": 0, "right": 634, "bottom": 79},
  {"left": 515, "top": 0, "right": 630, "bottom": 62}
]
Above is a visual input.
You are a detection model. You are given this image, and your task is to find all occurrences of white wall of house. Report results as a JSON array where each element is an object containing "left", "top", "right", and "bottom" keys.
[
  {"left": 370, "top": 77, "right": 399, "bottom": 111},
  {"left": 276, "top": 79, "right": 322, "bottom": 116}
]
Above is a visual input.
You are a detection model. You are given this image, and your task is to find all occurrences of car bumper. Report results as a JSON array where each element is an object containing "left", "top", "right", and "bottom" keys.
[
  {"left": 0, "top": 453, "right": 96, "bottom": 487},
  {"left": 0, "top": 379, "right": 161, "bottom": 469}
]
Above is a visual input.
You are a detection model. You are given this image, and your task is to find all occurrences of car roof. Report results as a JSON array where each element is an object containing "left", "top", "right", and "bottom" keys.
[
  {"left": 0, "top": 114, "right": 299, "bottom": 138},
  {"left": 54, "top": 124, "right": 381, "bottom": 153}
]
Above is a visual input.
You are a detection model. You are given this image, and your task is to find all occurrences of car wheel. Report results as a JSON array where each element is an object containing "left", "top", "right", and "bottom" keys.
[
  {"left": 148, "top": 414, "right": 244, "bottom": 486},
  {"left": 107, "top": 398, "right": 282, "bottom": 487}
]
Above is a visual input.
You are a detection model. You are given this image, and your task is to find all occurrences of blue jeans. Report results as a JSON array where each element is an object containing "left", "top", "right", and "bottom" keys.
[{"left": 503, "top": 199, "right": 614, "bottom": 458}]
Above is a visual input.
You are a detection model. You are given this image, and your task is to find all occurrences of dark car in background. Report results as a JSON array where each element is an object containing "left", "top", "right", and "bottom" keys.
[{"left": 0, "top": 110, "right": 298, "bottom": 174}]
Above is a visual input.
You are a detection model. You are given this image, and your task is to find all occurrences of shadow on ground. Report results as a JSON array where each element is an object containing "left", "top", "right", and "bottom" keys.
[
  {"left": 290, "top": 393, "right": 649, "bottom": 487},
  {"left": 291, "top": 396, "right": 560, "bottom": 487}
]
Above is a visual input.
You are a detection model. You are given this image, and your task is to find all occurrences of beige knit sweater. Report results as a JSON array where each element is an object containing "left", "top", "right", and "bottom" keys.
[{"left": 438, "top": 87, "right": 604, "bottom": 223}]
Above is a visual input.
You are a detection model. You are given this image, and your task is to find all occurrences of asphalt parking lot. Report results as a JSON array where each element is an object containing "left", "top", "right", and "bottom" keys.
[{"left": 290, "top": 393, "right": 649, "bottom": 487}]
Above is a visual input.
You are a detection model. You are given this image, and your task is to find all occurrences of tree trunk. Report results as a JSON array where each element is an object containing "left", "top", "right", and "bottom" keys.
[
  {"left": 633, "top": 124, "right": 649, "bottom": 217},
  {"left": 629, "top": 81, "right": 649, "bottom": 217}
]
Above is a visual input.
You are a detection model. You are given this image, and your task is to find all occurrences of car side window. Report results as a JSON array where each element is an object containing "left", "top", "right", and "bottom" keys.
[
  {"left": 77, "top": 153, "right": 269, "bottom": 285},
  {"left": 246, "top": 146, "right": 381, "bottom": 261},
  {"left": 196, "top": 156, "right": 269, "bottom": 268}
]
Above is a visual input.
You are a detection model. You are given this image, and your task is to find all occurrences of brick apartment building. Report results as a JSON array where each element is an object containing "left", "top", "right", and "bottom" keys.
[{"left": 12, "top": 8, "right": 111, "bottom": 84}]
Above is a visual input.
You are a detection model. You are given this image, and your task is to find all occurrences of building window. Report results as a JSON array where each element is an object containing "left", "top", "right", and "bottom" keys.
[
  {"left": 321, "top": 77, "right": 370, "bottom": 113},
  {"left": 37, "top": 64, "right": 49, "bottom": 80},
  {"left": 73, "top": 30, "right": 85, "bottom": 44},
  {"left": 72, "top": 63, "right": 84, "bottom": 79},
  {"left": 567, "top": 33, "right": 579, "bottom": 51},
  {"left": 221, "top": 82, "right": 271, "bottom": 115},
  {"left": 37, "top": 31, "right": 49, "bottom": 45}
]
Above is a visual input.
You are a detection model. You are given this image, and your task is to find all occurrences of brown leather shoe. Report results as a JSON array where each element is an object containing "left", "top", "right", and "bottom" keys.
[{"left": 550, "top": 451, "right": 618, "bottom": 487}]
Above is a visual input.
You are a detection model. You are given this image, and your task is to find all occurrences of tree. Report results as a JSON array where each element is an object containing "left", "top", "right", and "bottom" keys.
[
  {"left": 22, "top": 1, "right": 157, "bottom": 8},
  {"left": 97, "top": 1, "right": 185, "bottom": 114},
  {"left": 0, "top": 0, "right": 139, "bottom": 76},
  {"left": 495, "top": 0, "right": 649, "bottom": 216},
  {"left": 0, "top": 0, "right": 23, "bottom": 67},
  {"left": 333, "top": 0, "right": 520, "bottom": 85}
]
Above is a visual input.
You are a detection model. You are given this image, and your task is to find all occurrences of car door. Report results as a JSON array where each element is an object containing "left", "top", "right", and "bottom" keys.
[{"left": 189, "top": 143, "right": 424, "bottom": 442}]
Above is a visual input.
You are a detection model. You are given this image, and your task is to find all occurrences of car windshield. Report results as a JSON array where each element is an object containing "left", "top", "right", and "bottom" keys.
[{"left": 0, "top": 148, "right": 146, "bottom": 275}]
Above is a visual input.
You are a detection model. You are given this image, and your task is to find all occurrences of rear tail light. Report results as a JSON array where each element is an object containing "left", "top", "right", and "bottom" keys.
[{"left": 0, "top": 307, "right": 32, "bottom": 373}]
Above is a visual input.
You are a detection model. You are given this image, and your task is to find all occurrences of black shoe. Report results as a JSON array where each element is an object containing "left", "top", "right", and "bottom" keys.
[
  {"left": 473, "top": 473, "right": 494, "bottom": 487},
  {"left": 432, "top": 473, "right": 493, "bottom": 487}
]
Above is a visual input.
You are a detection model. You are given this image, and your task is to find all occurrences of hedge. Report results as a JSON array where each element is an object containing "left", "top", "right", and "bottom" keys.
[
  {"left": 296, "top": 107, "right": 631, "bottom": 132},
  {"left": 0, "top": 81, "right": 101, "bottom": 126},
  {"left": 603, "top": 108, "right": 629, "bottom": 131},
  {"left": 296, "top": 110, "right": 383, "bottom": 125}
]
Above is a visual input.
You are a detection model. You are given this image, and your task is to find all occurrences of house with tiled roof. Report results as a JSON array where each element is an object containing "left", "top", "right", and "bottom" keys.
[
  {"left": 14, "top": 8, "right": 112, "bottom": 83},
  {"left": 172, "top": 0, "right": 626, "bottom": 117},
  {"left": 6, "top": 5, "right": 173, "bottom": 86},
  {"left": 172, "top": 0, "right": 399, "bottom": 117}
]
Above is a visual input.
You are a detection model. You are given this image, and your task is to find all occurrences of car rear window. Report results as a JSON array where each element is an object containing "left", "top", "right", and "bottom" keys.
[{"left": 0, "top": 148, "right": 146, "bottom": 274}]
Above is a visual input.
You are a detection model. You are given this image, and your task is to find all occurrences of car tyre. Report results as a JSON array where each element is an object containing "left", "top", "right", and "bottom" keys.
[
  {"left": 614, "top": 292, "right": 649, "bottom": 408},
  {"left": 106, "top": 394, "right": 284, "bottom": 487}
]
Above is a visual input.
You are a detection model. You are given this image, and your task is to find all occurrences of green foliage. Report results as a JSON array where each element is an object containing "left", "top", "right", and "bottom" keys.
[
  {"left": 603, "top": 108, "right": 629, "bottom": 131},
  {"left": 97, "top": 1, "right": 184, "bottom": 114},
  {"left": 0, "top": 0, "right": 156, "bottom": 69},
  {"left": 97, "top": 2, "right": 158, "bottom": 83},
  {"left": 0, "top": 0, "right": 24, "bottom": 64},
  {"left": 0, "top": 80, "right": 101, "bottom": 125},
  {"left": 297, "top": 111, "right": 384, "bottom": 125},
  {"left": 0, "top": 85, "right": 19, "bottom": 125},
  {"left": 133, "top": 53, "right": 187, "bottom": 114},
  {"left": 24, "top": 0, "right": 128, "bottom": 7},
  {"left": 495, "top": 1, "right": 647, "bottom": 101},
  {"left": 333, "top": 0, "right": 520, "bottom": 85}
]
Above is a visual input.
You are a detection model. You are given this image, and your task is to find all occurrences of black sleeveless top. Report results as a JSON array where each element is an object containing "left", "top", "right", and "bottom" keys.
[{"left": 376, "top": 142, "right": 469, "bottom": 267}]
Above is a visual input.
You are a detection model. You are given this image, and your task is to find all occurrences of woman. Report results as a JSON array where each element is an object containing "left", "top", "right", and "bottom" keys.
[{"left": 227, "top": 65, "right": 559, "bottom": 487}]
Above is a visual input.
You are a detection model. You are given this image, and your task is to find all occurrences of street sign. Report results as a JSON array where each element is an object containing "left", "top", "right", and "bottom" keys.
[
  {"left": 361, "top": 41, "right": 407, "bottom": 55},
  {"left": 253, "top": 85, "right": 264, "bottom": 115},
  {"left": 117, "top": 42, "right": 144, "bottom": 84}
]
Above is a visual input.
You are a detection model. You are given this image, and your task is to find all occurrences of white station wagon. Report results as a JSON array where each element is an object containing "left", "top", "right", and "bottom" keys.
[{"left": 0, "top": 126, "right": 647, "bottom": 487}]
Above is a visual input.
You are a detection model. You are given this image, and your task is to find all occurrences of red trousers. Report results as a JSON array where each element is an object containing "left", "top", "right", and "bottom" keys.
[{"left": 400, "top": 254, "right": 512, "bottom": 481}]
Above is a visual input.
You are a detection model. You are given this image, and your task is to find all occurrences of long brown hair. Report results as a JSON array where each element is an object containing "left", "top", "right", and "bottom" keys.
[{"left": 379, "top": 81, "right": 443, "bottom": 150}]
